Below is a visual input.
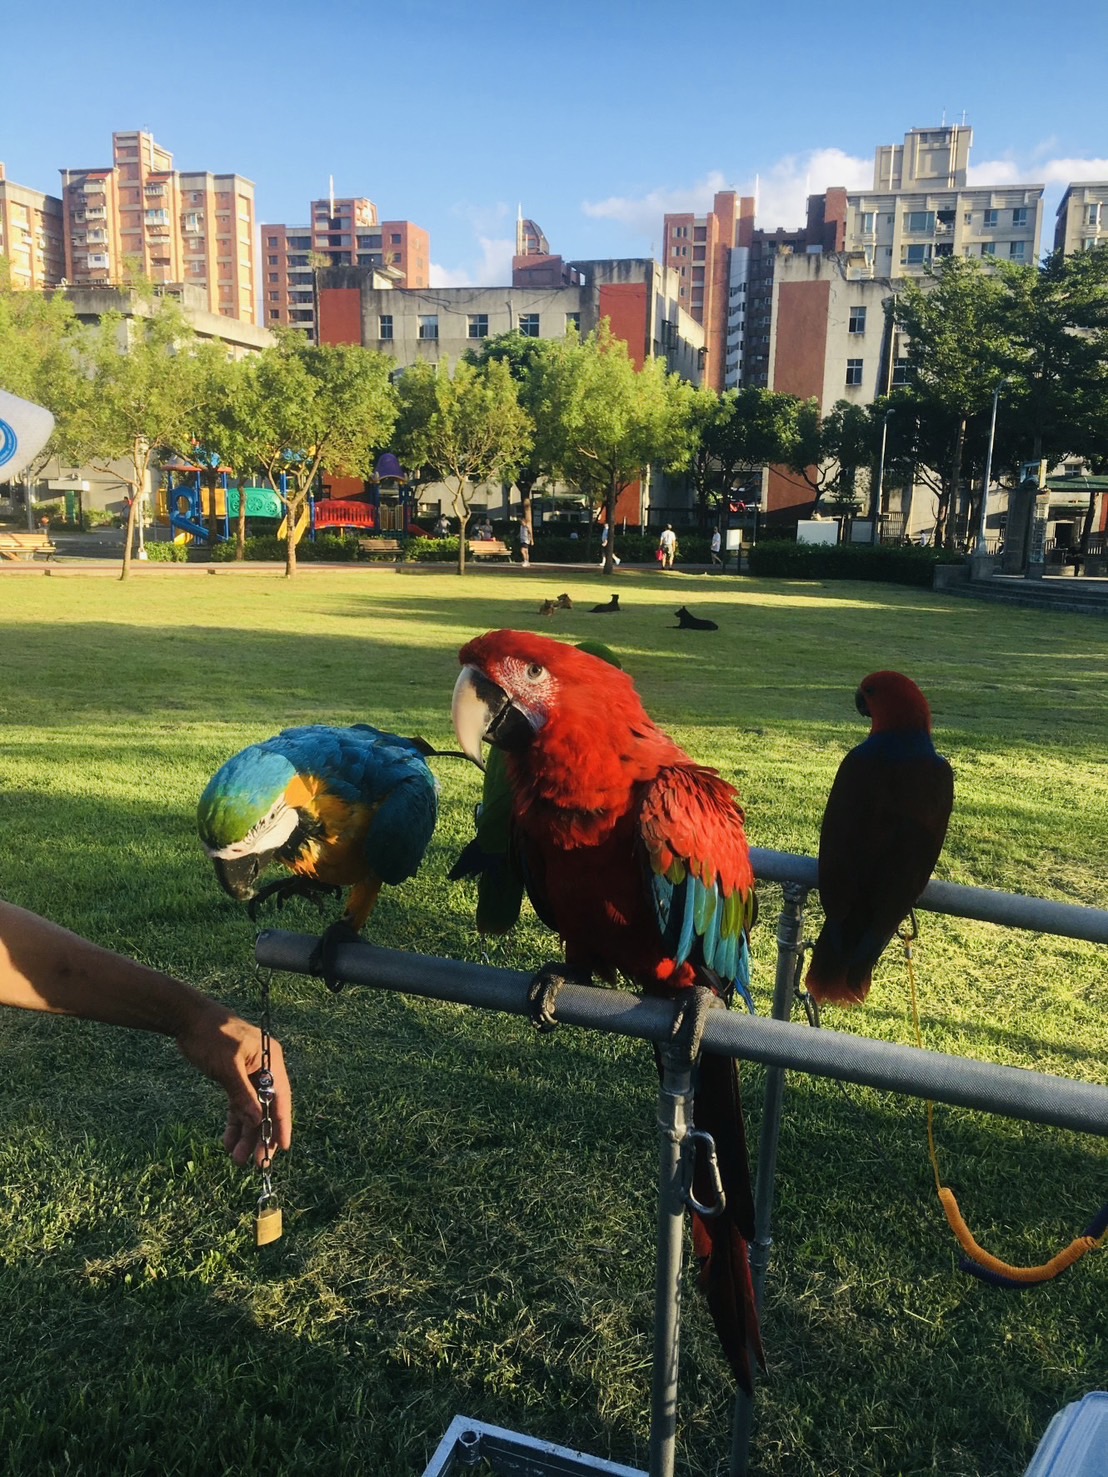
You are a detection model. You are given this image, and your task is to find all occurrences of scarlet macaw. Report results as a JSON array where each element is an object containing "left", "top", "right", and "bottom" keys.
[
  {"left": 448, "top": 639, "right": 624, "bottom": 937},
  {"left": 198, "top": 724, "right": 438, "bottom": 986},
  {"left": 451, "top": 630, "right": 762, "bottom": 1390},
  {"left": 805, "top": 671, "right": 954, "bottom": 1006}
]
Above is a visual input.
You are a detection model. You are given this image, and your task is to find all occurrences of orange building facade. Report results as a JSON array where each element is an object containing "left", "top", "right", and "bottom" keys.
[{"left": 59, "top": 131, "right": 257, "bottom": 323}]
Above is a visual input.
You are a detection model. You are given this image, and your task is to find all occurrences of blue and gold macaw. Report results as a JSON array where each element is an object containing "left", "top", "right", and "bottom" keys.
[{"left": 198, "top": 724, "right": 439, "bottom": 987}]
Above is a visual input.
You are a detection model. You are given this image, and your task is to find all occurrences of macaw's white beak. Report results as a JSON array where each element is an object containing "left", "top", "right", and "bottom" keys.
[{"left": 451, "top": 665, "right": 506, "bottom": 771}]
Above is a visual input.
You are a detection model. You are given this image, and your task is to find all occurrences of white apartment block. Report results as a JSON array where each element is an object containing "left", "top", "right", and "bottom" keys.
[
  {"left": 846, "top": 125, "right": 1043, "bottom": 275},
  {"left": 1054, "top": 183, "right": 1108, "bottom": 255}
]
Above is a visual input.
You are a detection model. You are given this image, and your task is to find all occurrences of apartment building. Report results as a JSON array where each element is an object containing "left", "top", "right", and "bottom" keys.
[
  {"left": 1054, "top": 183, "right": 1108, "bottom": 255},
  {"left": 662, "top": 191, "right": 754, "bottom": 391},
  {"left": 318, "top": 257, "right": 703, "bottom": 380},
  {"left": 0, "top": 166, "right": 64, "bottom": 289},
  {"left": 260, "top": 195, "right": 430, "bottom": 339},
  {"left": 316, "top": 257, "right": 704, "bottom": 524},
  {"left": 845, "top": 125, "right": 1043, "bottom": 275},
  {"left": 58, "top": 131, "right": 257, "bottom": 323}
]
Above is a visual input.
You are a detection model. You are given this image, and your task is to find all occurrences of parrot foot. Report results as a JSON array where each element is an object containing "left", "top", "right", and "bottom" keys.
[
  {"left": 527, "top": 963, "right": 591, "bottom": 1034},
  {"left": 667, "top": 984, "right": 725, "bottom": 1063},
  {"left": 309, "top": 920, "right": 363, "bottom": 994},
  {"left": 246, "top": 876, "right": 343, "bottom": 923}
]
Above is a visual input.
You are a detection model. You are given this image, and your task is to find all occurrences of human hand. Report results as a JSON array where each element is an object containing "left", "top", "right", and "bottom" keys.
[{"left": 175, "top": 1005, "right": 293, "bottom": 1168}]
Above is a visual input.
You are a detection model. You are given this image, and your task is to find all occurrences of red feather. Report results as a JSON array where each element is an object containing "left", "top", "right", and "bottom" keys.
[
  {"left": 806, "top": 671, "right": 954, "bottom": 1005},
  {"left": 457, "top": 630, "right": 764, "bottom": 1390}
]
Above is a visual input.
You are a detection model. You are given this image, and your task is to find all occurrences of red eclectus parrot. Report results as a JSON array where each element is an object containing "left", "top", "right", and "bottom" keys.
[
  {"left": 805, "top": 671, "right": 955, "bottom": 1007},
  {"left": 198, "top": 724, "right": 440, "bottom": 989},
  {"left": 451, "top": 630, "right": 763, "bottom": 1391}
]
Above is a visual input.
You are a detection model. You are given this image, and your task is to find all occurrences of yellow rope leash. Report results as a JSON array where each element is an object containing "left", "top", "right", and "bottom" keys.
[{"left": 901, "top": 918, "right": 1106, "bottom": 1288}]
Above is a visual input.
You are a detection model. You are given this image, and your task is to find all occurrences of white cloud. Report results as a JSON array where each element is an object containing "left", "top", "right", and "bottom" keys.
[
  {"left": 580, "top": 149, "right": 872, "bottom": 240},
  {"left": 430, "top": 235, "right": 515, "bottom": 288},
  {"left": 970, "top": 154, "right": 1108, "bottom": 187},
  {"left": 581, "top": 171, "right": 733, "bottom": 237},
  {"left": 753, "top": 148, "right": 872, "bottom": 228}
]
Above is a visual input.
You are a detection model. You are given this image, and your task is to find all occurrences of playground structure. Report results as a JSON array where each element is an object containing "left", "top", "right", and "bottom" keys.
[{"left": 157, "top": 450, "right": 422, "bottom": 547}]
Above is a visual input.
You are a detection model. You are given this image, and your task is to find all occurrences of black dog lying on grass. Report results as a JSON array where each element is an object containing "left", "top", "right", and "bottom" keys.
[
  {"left": 673, "top": 606, "right": 718, "bottom": 630},
  {"left": 590, "top": 594, "right": 621, "bottom": 613}
]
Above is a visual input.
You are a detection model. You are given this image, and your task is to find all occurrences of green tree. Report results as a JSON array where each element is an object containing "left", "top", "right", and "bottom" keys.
[
  {"left": 464, "top": 329, "right": 555, "bottom": 548},
  {"left": 187, "top": 350, "right": 256, "bottom": 559},
  {"left": 538, "top": 321, "right": 697, "bottom": 572},
  {"left": 0, "top": 265, "right": 85, "bottom": 495},
  {"left": 65, "top": 292, "right": 206, "bottom": 578},
  {"left": 234, "top": 335, "right": 398, "bottom": 577},
  {"left": 394, "top": 357, "right": 532, "bottom": 575},
  {"left": 787, "top": 399, "right": 884, "bottom": 512},
  {"left": 893, "top": 257, "right": 1013, "bottom": 546}
]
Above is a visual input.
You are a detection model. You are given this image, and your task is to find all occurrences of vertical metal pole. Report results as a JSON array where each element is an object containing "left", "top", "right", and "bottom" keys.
[
  {"left": 649, "top": 1044, "right": 694, "bottom": 1477},
  {"left": 730, "top": 882, "right": 808, "bottom": 1476}
]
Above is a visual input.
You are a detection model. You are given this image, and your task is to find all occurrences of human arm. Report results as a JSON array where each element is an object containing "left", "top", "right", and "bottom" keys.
[{"left": 0, "top": 900, "right": 292, "bottom": 1167}]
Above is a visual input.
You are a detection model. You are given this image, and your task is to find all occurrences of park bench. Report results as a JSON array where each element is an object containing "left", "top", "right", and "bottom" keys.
[
  {"left": 468, "top": 539, "right": 512, "bottom": 561},
  {"left": 0, "top": 530, "right": 56, "bottom": 561},
  {"left": 358, "top": 538, "right": 405, "bottom": 558}
]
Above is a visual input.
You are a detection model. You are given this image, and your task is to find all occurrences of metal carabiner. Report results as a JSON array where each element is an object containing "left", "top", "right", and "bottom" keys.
[{"left": 682, "top": 1127, "right": 727, "bottom": 1218}]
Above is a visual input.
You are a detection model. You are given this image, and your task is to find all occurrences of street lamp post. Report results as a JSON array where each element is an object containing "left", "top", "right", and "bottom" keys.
[
  {"left": 975, "top": 380, "right": 1006, "bottom": 556},
  {"left": 871, "top": 410, "right": 892, "bottom": 545}
]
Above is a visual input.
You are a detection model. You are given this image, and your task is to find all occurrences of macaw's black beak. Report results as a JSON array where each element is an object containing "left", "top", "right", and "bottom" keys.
[
  {"left": 855, "top": 687, "right": 870, "bottom": 719},
  {"left": 211, "top": 852, "right": 265, "bottom": 901},
  {"left": 452, "top": 665, "right": 536, "bottom": 767}
]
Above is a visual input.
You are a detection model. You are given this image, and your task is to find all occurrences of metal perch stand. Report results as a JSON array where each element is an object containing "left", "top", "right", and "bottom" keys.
[{"left": 256, "top": 851, "right": 1108, "bottom": 1477}]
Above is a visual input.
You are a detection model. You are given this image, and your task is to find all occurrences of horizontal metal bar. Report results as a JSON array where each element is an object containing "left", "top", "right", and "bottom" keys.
[
  {"left": 749, "top": 848, "right": 1108, "bottom": 946},
  {"left": 255, "top": 931, "right": 1108, "bottom": 1138}
]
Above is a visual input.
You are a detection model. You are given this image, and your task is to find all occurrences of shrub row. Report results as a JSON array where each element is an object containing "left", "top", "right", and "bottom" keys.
[
  {"left": 746, "top": 541, "right": 954, "bottom": 586},
  {"left": 196, "top": 530, "right": 717, "bottom": 565}
]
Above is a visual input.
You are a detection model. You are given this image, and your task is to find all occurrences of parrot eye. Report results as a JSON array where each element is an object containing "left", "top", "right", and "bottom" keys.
[{"left": 525, "top": 663, "right": 545, "bottom": 682}]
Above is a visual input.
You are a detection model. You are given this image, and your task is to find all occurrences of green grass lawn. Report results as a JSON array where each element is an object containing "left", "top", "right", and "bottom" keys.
[{"left": 0, "top": 566, "right": 1105, "bottom": 1476}]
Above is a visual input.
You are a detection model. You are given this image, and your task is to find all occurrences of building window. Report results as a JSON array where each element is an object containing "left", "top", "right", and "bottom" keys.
[
  {"left": 694, "top": 226, "right": 707, "bottom": 241},
  {"left": 379, "top": 314, "right": 393, "bottom": 340},
  {"left": 467, "top": 313, "right": 489, "bottom": 338},
  {"left": 268, "top": 273, "right": 278, "bottom": 283},
  {"left": 983, "top": 208, "right": 999, "bottom": 228},
  {"left": 904, "top": 210, "right": 935, "bottom": 233},
  {"left": 288, "top": 235, "right": 311, "bottom": 249},
  {"left": 981, "top": 242, "right": 996, "bottom": 256},
  {"left": 1009, "top": 240, "right": 1026, "bottom": 259},
  {"left": 518, "top": 312, "right": 540, "bottom": 337},
  {"left": 268, "top": 291, "right": 279, "bottom": 301},
  {"left": 693, "top": 246, "right": 706, "bottom": 261},
  {"left": 418, "top": 314, "right": 438, "bottom": 340},
  {"left": 891, "top": 357, "right": 910, "bottom": 387},
  {"left": 903, "top": 243, "right": 932, "bottom": 265},
  {"left": 565, "top": 312, "right": 580, "bottom": 333},
  {"left": 1084, "top": 237, "right": 1100, "bottom": 251},
  {"left": 848, "top": 306, "right": 867, "bottom": 334},
  {"left": 267, "top": 255, "right": 278, "bottom": 265},
  {"left": 391, "top": 233, "right": 402, "bottom": 244},
  {"left": 269, "top": 309, "right": 279, "bottom": 320},
  {"left": 1085, "top": 204, "right": 1101, "bottom": 227},
  {"left": 266, "top": 236, "right": 278, "bottom": 247},
  {"left": 845, "top": 359, "right": 863, "bottom": 387},
  {"left": 1012, "top": 207, "right": 1028, "bottom": 227},
  {"left": 860, "top": 211, "right": 875, "bottom": 233}
]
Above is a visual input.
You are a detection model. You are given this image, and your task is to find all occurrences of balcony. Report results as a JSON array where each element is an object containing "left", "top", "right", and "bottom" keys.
[
  {"left": 144, "top": 183, "right": 165, "bottom": 196},
  {"left": 85, "top": 207, "right": 106, "bottom": 220}
]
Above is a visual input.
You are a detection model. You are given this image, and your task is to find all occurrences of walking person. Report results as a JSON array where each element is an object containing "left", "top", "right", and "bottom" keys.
[
  {"left": 519, "top": 518, "right": 532, "bottom": 566},
  {"left": 710, "top": 527, "right": 723, "bottom": 568},
  {"left": 658, "top": 524, "right": 677, "bottom": 570},
  {"left": 599, "top": 522, "right": 620, "bottom": 567}
]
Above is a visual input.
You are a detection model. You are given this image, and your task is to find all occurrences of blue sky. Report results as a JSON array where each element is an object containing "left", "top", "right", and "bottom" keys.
[{"left": 4, "top": 0, "right": 1106, "bottom": 285}]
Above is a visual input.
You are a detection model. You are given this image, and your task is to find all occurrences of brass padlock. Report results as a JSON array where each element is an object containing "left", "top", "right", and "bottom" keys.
[{"left": 255, "top": 1203, "right": 283, "bottom": 1247}]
